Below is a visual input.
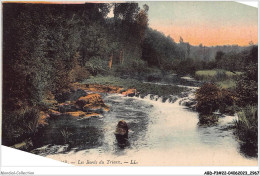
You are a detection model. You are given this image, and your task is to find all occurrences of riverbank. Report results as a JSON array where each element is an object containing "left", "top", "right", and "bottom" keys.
[
  {"left": 82, "top": 75, "right": 188, "bottom": 97},
  {"left": 35, "top": 91, "right": 257, "bottom": 166},
  {"left": 9, "top": 73, "right": 257, "bottom": 160},
  {"left": 11, "top": 75, "right": 189, "bottom": 151}
]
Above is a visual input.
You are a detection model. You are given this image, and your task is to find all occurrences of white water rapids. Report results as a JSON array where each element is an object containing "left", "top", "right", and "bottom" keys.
[{"left": 33, "top": 88, "right": 257, "bottom": 166}]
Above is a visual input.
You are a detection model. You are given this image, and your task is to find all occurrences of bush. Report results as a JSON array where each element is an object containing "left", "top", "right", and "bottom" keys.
[
  {"left": 235, "top": 65, "right": 258, "bottom": 106},
  {"left": 85, "top": 57, "right": 109, "bottom": 76},
  {"left": 219, "top": 89, "right": 235, "bottom": 114},
  {"left": 196, "top": 83, "right": 222, "bottom": 115},
  {"left": 195, "top": 83, "right": 234, "bottom": 115}
]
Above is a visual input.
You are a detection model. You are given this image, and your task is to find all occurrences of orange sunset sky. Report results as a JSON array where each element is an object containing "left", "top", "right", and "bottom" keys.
[{"left": 139, "top": 1, "right": 258, "bottom": 46}]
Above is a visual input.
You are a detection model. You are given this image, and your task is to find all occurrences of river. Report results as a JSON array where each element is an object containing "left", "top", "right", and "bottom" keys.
[{"left": 31, "top": 77, "right": 258, "bottom": 166}]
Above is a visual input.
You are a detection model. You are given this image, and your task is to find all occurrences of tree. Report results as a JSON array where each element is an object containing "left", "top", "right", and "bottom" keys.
[
  {"left": 179, "top": 36, "right": 184, "bottom": 43},
  {"left": 135, "top": 4, "right": 149, "bottom": 44},
  {"left": 215, "top": 51, "right": 225, "bottom": 62},
  {"left": 236, "top": 46, "right": 258, "bottom": 106}
]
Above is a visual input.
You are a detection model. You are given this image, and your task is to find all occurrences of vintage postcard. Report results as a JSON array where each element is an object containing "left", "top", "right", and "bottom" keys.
[{"left": 1, "top": 0, "right": 259, "bottom": 175}]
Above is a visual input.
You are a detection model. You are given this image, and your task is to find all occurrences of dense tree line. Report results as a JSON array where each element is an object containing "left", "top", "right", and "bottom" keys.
[{"left": 2, "top": 2, "right": 148, "bottom": 145}]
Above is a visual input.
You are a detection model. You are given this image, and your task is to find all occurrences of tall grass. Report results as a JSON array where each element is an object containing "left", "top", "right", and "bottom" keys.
[
  {"left": 2, "top": 107, "right": 40, "bottom": 146},
  {"left": 234, "top": 106, "right": 258, "bottom": 157},
  {"left": 60, "top": 127, "right": 73, "bottom": 144}
]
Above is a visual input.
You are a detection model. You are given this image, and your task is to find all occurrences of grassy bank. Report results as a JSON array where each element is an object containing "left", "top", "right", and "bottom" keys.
[
  {"left": 234, "top": 105, "right": 258, "bottom": 157},
  {"left": 195, "top": 65, "right": 258, "bottom": 157},
  {"left": 195, "top": 69, "right": 242, "bottom": 89},
  {"left": 82, "top": 75, "right": 187, "bottom": 97},
  {"left": 195, "top": 69, "right": 242, "bottom": 77}
]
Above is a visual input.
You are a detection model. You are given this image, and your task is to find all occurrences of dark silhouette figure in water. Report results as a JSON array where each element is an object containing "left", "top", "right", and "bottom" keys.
[{"left": 114, "top": 120, "right": 129, "bottom": 148}]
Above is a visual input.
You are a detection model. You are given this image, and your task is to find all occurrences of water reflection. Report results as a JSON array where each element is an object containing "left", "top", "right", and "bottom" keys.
[{"left": 33, "top": 115, "right": 105, "bottom": 152}]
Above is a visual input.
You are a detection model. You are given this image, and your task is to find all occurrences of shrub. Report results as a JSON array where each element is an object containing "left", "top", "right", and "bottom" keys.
[
  {"left": 195, "top": 83, "right": 234, "bottom": 115},
  {"left": 235, "top": 66, "right": 258, "bottom": 106},
  {"left": 219, "top": 89, "right": 235, "bottom": 114},
  {"left": 195, "top": 83, "right": 222, "bottom": 115},
  {"left": 85, "top": 57, "right": 109, "bottom": 76}
]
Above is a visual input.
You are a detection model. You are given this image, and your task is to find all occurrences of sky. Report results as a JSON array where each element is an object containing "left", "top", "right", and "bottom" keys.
[{"left": 138, "top": 1, "right": 258, "bottom": 46}]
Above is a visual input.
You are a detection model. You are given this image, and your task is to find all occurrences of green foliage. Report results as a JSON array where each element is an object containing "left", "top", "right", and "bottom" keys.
[
  {"left": 215, "top": 49, "right": 253, "bottom": 72},
  {"left": 215, "top": 70, "right": 228, "bottom": 80},
  {"left": 142, "top": 28, "right": 182, "bottom": 67},
  {"left": 112, "top": 58, "right": 149, "bottom": 76},
  {"left": 174, "top": 59, "right": 200, "bottom": 76},
  {"left": 2, "top": 2, "right": 152, "bottom": 146},
  {"left": 2, "top": 3, "right": 114, "bottom": 145},
  {"left": 3, "top": 3, "right": 258, "bottom": 152},
  {"left": 215, "top": 51, "right": 225, "bottom": 63},
  {"left": 232, "top": 46, "right": 258, "bottom": 157},
  {"left": 195, "top": 83, "right": 234, "bottom": 115},
  {"left": 195, "top": 70, "right": 241, "bottom": 80},
  {"left": 216, "top": 79, "right": 236, "bottom": 89},
  {"left": 235, "top": 74, "right": 258, "bottom": 106},
  {"left": 196, "top": 83, "right": 222, "bottom": 115},
  {"left": 195, "top": 69, "right": 242, "bottom": 89},
  {"left": 114, "top": 3, "right": 140, "bottom": 24},
  {"left": 2, "top": 107, "right": 40, "bottom": 146},
  {"left": 235, "top": 46, "right": 258, "bottom": 106},
  {"left": 234, "top": 106, "right": 258, "bottom": 157},
  {"left": 52, "top": 59, "right": 71, "bottom": 94},
  {"left": 85, "top": 57, "right": 109, "bottom": 76}
]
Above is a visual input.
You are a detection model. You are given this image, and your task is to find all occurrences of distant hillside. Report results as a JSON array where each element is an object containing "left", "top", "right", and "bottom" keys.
[
  {"left": 189, "top": 44, "right": 248, "bottom": 61},
  {"left": 142, "top": 28, "right": 251, "bottom": 68}
]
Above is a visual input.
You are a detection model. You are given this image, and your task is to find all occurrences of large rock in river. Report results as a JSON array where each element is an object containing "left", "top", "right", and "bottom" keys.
[
  {"left": 114, "top": 120, "right": 129, "bottom": 146},
  {"left": 121, "top": 89, "right": 136, "bottom": 97},
  {"left": 76, "top": 93, "right": 109, "bottom": 112}
]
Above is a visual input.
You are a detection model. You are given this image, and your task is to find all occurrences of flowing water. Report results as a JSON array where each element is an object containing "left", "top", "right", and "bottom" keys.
[{"left": 31, "top": 77, "right": 258, "bottom": 166}]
